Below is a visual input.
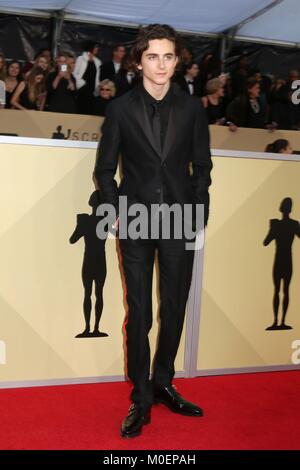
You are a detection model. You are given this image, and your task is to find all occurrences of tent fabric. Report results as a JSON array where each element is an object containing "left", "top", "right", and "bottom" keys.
[
  {"left": 0, "top": 0, "right": 297, "bottom": 44},
  {"left": 237, "top": 0, "right": 300, "bottom": 44}
]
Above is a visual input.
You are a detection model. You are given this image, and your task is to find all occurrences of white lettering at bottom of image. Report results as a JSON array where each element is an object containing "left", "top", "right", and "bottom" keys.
[
  {"left": 103, "top": 454, "right": 196, "bottom": 466},
  {"left": 148, "top": 454, "right": 196, "bottom": 465}
]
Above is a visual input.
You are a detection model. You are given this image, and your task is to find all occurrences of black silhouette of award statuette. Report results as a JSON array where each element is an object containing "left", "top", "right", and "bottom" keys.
[
  {"left": 70, "top": 190, "right": 109, "bottom": 338},
  {"left": 51, "top": 125, "right": 71, "bottom": 140},
  {"left": 263, "top": 197, "right": 300, "bottom": 331}
]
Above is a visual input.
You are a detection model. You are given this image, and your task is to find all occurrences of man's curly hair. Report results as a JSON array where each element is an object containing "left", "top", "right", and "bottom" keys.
[{"left": 130, "top": 23, "right": 181, "bottom": 68}]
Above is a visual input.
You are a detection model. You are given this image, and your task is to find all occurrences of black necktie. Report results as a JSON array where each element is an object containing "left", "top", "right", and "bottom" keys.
[{"left": 152, "top": 101, "right": 162, "bottom": 154}]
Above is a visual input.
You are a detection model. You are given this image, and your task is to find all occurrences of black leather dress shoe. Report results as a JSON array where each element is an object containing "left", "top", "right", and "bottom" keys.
[
  {"left": 121, "top": 403, "right": 151, "bottom": 438},
  {"left": 154, "top": 384, "right": 203, "bottom": 417}
]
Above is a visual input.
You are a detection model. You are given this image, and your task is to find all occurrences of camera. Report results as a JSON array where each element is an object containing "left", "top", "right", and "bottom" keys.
[{"left": 60, "top": 64, "right": 67, "bottom": 72}]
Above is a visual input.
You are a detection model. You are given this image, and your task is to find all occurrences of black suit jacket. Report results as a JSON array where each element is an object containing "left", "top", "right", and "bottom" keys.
[
  {"left": 100, "top": 61, "right": 117, "bottom": 81},
  {"left": 175, "top": 75, "right": 202, "bottom": 97},
  {"left": 94, "top": 82, "right": 212, "bottom": 226},
  {"left": 114, "top": 70, "right": 139, "bottom": 97}
]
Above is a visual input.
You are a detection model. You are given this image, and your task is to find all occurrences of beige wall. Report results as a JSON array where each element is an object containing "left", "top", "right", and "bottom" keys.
[
  {"left": 211, "top": 125, "right": 300, "bottom": 153},
  {"left": 1, "top": 109, "right": 300, "bottom": 152},
  {"left": 0, "top": 109, "right": 103, "bottom": 142},
  {"left": 0, "top": 142, "right": 186, "bottom": 384},
  {"left": 1, "top": 135, "right": 299, "bottom": 385},
  {"left": 198, "top": 156, "right": 300, "bottom": 371}
]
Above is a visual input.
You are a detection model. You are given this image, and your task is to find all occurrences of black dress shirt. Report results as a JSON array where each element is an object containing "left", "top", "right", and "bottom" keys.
[{"left": 141, "top": 83, "right": 173, "bottom": 150}]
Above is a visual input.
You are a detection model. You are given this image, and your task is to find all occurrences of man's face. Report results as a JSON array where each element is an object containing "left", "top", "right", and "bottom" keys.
[
  {"left": 249, "top": 83, "right": 260, "bottom": 98},
  {"left": 92, "top": 46, "right": 100, "bottom": 56},
  {"left": 188, "top": 64, "right": 199, "bottom": 78},
  {"left": 114, "top": 46, "right": 126, "bottom": 61},
  {"left": 138, "top": 39, "right": 178, "bottom": 86}
]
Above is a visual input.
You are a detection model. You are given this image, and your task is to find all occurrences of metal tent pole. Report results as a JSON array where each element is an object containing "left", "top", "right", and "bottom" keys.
[{"left": 51, "top": 10, "right": 65, "bottom": 59}]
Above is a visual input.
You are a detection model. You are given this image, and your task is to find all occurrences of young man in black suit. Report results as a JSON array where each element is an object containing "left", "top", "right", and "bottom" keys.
[
  {"left": 100, "top": 44, "right": 126, "bottom": 81},
  {"left": 175, "top": 61, "right": 202, "bottom": 96},
  {"left": 94, "top": 24, "right": 212, "bottom": 438}
]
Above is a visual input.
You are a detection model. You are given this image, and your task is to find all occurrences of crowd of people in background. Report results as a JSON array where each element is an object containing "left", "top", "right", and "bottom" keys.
[{"left": 1, "top": 41, "right": 300, "bottom": 140}]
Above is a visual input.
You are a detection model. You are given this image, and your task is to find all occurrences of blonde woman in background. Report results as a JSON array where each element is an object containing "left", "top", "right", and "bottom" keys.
[
  {"left": 202, "top": 76, "right": 237, "bottom": 131},
  {"left": 202, "top": 77, "right": 225, "bottom": 124},
  {"left": 92, "top": 79, "right": 116, "bottom": 116}
]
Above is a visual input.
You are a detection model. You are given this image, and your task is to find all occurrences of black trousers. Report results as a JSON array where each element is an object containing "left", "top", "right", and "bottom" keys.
[{"left": 119, "top": 234, "right": 195, "bottom": 410}]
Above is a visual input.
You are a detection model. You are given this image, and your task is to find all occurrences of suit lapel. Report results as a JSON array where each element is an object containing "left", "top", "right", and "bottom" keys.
[{"left": 162, "top": 87, "right": 184, "bottom": 161}]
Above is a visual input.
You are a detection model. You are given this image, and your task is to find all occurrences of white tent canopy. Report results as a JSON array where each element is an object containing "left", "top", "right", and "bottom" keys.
[{"left": 0, "top": 0, "right": 298, "bottom": 46}]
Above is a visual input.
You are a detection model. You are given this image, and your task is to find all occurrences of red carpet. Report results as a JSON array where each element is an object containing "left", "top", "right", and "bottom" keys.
[{"left": 0, "top": 371, "right": 299, "bottom": 450}]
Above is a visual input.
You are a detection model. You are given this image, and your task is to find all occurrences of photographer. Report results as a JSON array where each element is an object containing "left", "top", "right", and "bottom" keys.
[{"left": 46, "top": 53, "right": 77, "bottom": 114}]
